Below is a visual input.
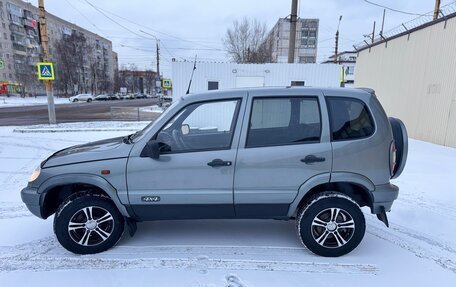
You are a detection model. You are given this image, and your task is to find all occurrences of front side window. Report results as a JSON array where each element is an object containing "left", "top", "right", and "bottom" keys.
[
  {"left": 247, "top": 97, "right": 321, "bottom": 148},
  {"left": 156, "top": 99, "right": 240, "bottom": 153},
  {"left": 326, "top": 97, "right": 375, "bottom": 141}
]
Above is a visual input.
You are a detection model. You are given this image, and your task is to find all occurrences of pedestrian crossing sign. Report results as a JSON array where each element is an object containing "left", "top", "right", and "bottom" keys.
[{"left": 37, "top": 62, "right": 55, "bottom": 80}]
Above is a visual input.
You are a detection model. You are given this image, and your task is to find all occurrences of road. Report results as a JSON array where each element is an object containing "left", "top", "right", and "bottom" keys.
[{"left": 0, "top": 99, "right": 158, "bottom": 126}]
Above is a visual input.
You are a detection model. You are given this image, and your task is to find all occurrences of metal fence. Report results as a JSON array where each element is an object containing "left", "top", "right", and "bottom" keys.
[
  {"left": 354, "top": 2, "right": 456, "bottom": 51},
  {"left": 110, "top": 107, "right": 161, "bottom": 122}
]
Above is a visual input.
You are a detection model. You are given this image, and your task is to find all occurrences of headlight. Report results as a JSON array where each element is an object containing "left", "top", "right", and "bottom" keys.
[{"left": 29, "top": 166, "right": 41, "bottom": 182}]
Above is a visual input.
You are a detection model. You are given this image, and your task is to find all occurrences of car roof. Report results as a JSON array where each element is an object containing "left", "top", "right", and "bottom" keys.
[{"left": 180, "top": 86, "right": 374, "bottom": 102}]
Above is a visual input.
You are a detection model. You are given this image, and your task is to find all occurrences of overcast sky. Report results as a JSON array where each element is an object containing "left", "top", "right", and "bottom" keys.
[{"left": 29, "top": 0, "right": 455, "bottom": 77}]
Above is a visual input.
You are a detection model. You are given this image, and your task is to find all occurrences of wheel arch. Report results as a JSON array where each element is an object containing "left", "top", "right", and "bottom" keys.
[
  {"left": 38, "top": 174, "right": 130, "bottom": 219},
  {"left": 288, "top": 173, "right": 374, "bottom": 217}
]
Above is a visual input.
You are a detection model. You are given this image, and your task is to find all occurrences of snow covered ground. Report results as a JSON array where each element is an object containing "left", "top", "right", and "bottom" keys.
[
  {"left": 0, "top": 122, "right": 455, "bottom": 286},
  {"left": 0, "top": 96, "right": 69, "bottom": 108}
]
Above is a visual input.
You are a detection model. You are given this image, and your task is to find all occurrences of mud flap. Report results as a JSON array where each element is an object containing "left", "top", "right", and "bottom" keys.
[
  {"left": 376, "top": 206, "right": 389, "bottom": 227},
  {"left": 125, "top": 217, "right": 137, "bottom": 237}
]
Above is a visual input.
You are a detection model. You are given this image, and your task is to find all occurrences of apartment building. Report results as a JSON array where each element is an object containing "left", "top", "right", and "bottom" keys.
[
  {"left": 265, "top": 18, "right": 319, "bottom": 63},
  {"left": 0, "top": 0, "right": 117, "bottom": 95}
]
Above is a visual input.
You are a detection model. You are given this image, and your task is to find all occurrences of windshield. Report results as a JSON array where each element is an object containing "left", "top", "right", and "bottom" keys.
[{"left": 130, "top": 99, "right": 181, "bottom": 142}]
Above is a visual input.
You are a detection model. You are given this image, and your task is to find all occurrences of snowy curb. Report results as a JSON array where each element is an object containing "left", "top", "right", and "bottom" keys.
[
  {"left": 12, "top": 121, "right": 149, "bottom": 133},
  {"left": 13, "top": 128, "right": 142, "bottom": 133}
]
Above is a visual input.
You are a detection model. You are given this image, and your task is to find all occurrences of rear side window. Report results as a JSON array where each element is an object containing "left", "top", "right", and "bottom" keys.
[
  {"left": 246, "top": 97, "right": 321, "bottom": 147},
  {"left": 326, "top": 97, "right": 375, "bottom": 141}
]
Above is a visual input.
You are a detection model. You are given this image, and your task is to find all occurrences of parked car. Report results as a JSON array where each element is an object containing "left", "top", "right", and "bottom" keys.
[
  {"left": 135, "top": 93, "right": 149, "bottom": 99},
  {"left": 21, "top": 87, "right": 408, "bottom": 256},
  {"left": 94, "top": 94, "right": 110, "bottom": 101},
  {"left": 109, "top": 94, "right": 121, "bottom": 101},
  {"left": 69, "top": 94, "right": 93, "bottom": 103}
]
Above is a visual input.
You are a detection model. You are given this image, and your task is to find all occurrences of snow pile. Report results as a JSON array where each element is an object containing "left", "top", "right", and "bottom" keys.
[
  {"left": 13, "top": 121, "right": 149, "bottom": 133},
  {"left": 0, "top": 96, "right": 69, "bottom": 108}
]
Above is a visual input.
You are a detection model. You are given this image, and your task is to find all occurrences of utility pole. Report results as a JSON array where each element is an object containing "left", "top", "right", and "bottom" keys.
[
  {"left": 288, "top": 0, "right": 298, "bottom": 63},
  {"left": 334, "top": 15, "right": 342, "bottom": 64},
  {"left": 156, "top": 40, "right": 160, "bottom": 78},
  {"left": 433, "top": 0, "right": 441, "bottom": 20},
  {"left": 38, "top": 0, "right": 56, "bottom": 124}
]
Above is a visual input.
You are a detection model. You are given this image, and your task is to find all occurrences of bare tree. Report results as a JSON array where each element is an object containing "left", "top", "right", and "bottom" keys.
[
  {"left": 54, "top": 33, "right": 90, "bottom": 97},
  {"left": 14, "top": 55, "right": 41, "bottom": 97},
  {"left": 223, "top": 18, "right": 272, "bottom": 63}
]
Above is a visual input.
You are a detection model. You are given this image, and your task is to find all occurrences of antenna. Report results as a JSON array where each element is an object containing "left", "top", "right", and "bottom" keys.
[{"left": 186, "top": 55, "right": 197, "bottom": 94}]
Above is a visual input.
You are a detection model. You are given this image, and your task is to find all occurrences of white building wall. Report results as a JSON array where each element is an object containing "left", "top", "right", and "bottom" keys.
[
  {"left": 171, "top": 62, "right": 340, "bottom": 99},
  {"left": 355, "top": 15, "right": 456, "bottom": 147}
]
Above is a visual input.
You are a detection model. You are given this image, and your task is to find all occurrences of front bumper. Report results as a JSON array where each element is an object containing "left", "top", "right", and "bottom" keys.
[
  {"left": 371, "top": 183, "right": 399, "bottom": 214},
  {"left": 21, "top": 186, "right": 44, "bottom": 218}
]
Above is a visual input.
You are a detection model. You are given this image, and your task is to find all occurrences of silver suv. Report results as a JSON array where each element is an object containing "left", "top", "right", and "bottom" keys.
[{"left": 21, "top": 87, "right": 408, "bottom": 257}]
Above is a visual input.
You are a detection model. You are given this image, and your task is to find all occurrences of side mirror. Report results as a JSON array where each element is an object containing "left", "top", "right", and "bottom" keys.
[
  {"left": 140, "top": 140, "right": 160, "bottom": 159},
  {"left": 181, "top": 124, "right": 190, "bottom": 135}
]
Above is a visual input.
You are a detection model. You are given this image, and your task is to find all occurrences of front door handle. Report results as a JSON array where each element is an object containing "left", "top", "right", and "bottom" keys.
[
  {"left": 207, "top": 159, "right": 232, "bottom": 167},
  {"left": 301, "top": 155, "right": 326, "bottom": 164}
]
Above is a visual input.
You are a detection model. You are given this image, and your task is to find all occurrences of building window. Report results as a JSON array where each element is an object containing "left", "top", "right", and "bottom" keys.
[
  {"left": 345, "top": 66, "right": 355, "bottom": 75},
  {"left": 208, "top": 81, "right": 219, "bottom": 90},
  {"left": 299, "top": 56, "right": 315, "bottom": 63},
  {"left": 301, "top": 27, "right": 317, "bottom": 48},
  {"left": 291, "top": 81, "right": 305, "bottom": 86}
]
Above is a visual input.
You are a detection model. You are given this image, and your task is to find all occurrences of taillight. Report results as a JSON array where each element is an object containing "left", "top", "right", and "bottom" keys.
[{"left": 390, "top": 141, "right": 397, "bottom": 177}]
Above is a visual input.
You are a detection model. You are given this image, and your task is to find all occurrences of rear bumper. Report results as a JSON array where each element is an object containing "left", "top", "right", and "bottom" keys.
[
  {"left": 21, "top": 186, "right": 44, "bottom": 218},
  {"left": 371, "top": 183, "right": 399, "bottom": 214}
]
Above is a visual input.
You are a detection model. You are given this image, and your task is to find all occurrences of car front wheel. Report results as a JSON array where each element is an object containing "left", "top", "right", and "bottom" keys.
[
  {"left": 54, "top": 193, "right": 124, "bottom": 254},
  {"left": 296, "top": 191, "right": 365, "bottom": 257},
  {"left": 87, "top": 98, "right": 92, "bottom": 102}
]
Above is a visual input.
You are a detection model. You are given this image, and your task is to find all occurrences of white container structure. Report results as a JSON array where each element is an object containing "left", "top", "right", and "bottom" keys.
[{"left": 171, "top": 62, "right": 341, "bottom": 99}]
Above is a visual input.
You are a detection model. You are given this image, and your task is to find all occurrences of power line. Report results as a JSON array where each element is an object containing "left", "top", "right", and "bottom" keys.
[
  {"left": 80, "top": 0, "right": 222, "bottom": 50},
  {"left": 362, "top": 0, "right": 429, "bottom": 16},
  {"left": 63, "top": 0, "right": 107, "bottom": 37},
  {"left": 82, "top": 0, "right": 153, "bottom": 40}
]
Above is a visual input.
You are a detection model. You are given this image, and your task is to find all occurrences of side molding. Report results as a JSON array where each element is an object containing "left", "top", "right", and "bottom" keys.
[{"left": 38, "top": 173, "right": 130, "bottom": 217}]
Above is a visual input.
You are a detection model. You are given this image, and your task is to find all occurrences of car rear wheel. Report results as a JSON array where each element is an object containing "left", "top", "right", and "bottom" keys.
[
  {"left": 54, "top": 193, "right": 124, "bottom": 254},
  {"left": 296, "top": 191, "right": 365, "bottom": 257},
  {"left": 87, "top": 98, "right": 92, "bottom": 102}
]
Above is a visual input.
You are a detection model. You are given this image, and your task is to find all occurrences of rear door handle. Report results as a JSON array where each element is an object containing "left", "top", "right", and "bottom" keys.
[
  {"left": 301, "top": 155, "right": 326, "bottom": 164},
  {"left": 207, "top": 159, "right": 232, "bottom": 167}
]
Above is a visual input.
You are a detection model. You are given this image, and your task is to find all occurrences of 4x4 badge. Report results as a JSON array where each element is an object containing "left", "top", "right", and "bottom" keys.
[{"left": 141, "top": 196, "right": 161, "bottom": 202}]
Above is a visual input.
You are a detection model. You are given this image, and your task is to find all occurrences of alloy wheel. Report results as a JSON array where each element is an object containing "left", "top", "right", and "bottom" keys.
[
  {"left": 310, "top": 207, "right": 355, "bottom": 248},
  {"left": 67, "top": 206, "right": 114, "bottom": 246}
]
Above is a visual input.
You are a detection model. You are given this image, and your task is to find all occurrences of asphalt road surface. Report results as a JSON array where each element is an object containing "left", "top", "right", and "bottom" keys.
[{"left": 0, "top": 99, "right": 158, "bottom": 126}]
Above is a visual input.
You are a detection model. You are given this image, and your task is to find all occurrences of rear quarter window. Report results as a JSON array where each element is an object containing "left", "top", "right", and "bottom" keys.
[{"left": 326, "top": 97, "right": 375, "bottom": 141}]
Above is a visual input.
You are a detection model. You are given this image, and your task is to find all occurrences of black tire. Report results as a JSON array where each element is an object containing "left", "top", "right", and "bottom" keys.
[
  {"left": 389, "top": 117, "right": 408, "bottom": 178},
  {"left": 73, "top": 99, "right": 78, "bottom": 102},
  {"left": 54, "top": 193, "right": 124, "bottom": 254},
  {"left": 87, "top": 98, "right": 92, "bottom": 102},
  {"left": 296, "top": 191, "right": 365, "bottom": 257}
]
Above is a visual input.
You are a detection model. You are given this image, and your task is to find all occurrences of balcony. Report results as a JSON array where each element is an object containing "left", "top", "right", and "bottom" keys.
[{"left": 24, "top": 19, "right": 37, "bottom": 28}]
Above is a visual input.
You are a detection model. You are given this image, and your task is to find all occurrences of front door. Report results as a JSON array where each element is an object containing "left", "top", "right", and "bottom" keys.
[{"left": 127, "top": 98, "right": 243, "bottom": 220}]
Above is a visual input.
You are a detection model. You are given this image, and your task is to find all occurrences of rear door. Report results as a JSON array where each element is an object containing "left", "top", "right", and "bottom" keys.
[{"left": 234, "top": 90, "right": 332, "bottom": 218}]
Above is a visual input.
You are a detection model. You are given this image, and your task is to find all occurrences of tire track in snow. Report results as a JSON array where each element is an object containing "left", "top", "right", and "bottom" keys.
[
  {"left": 0, "top": 202, "right": 32, "bottom": 219},
  {"left": 366, "top": 216, "right": 456, "bottom": 273},
  {"left": 0, "top": 237, "right": 379, "bottom": 274}
]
